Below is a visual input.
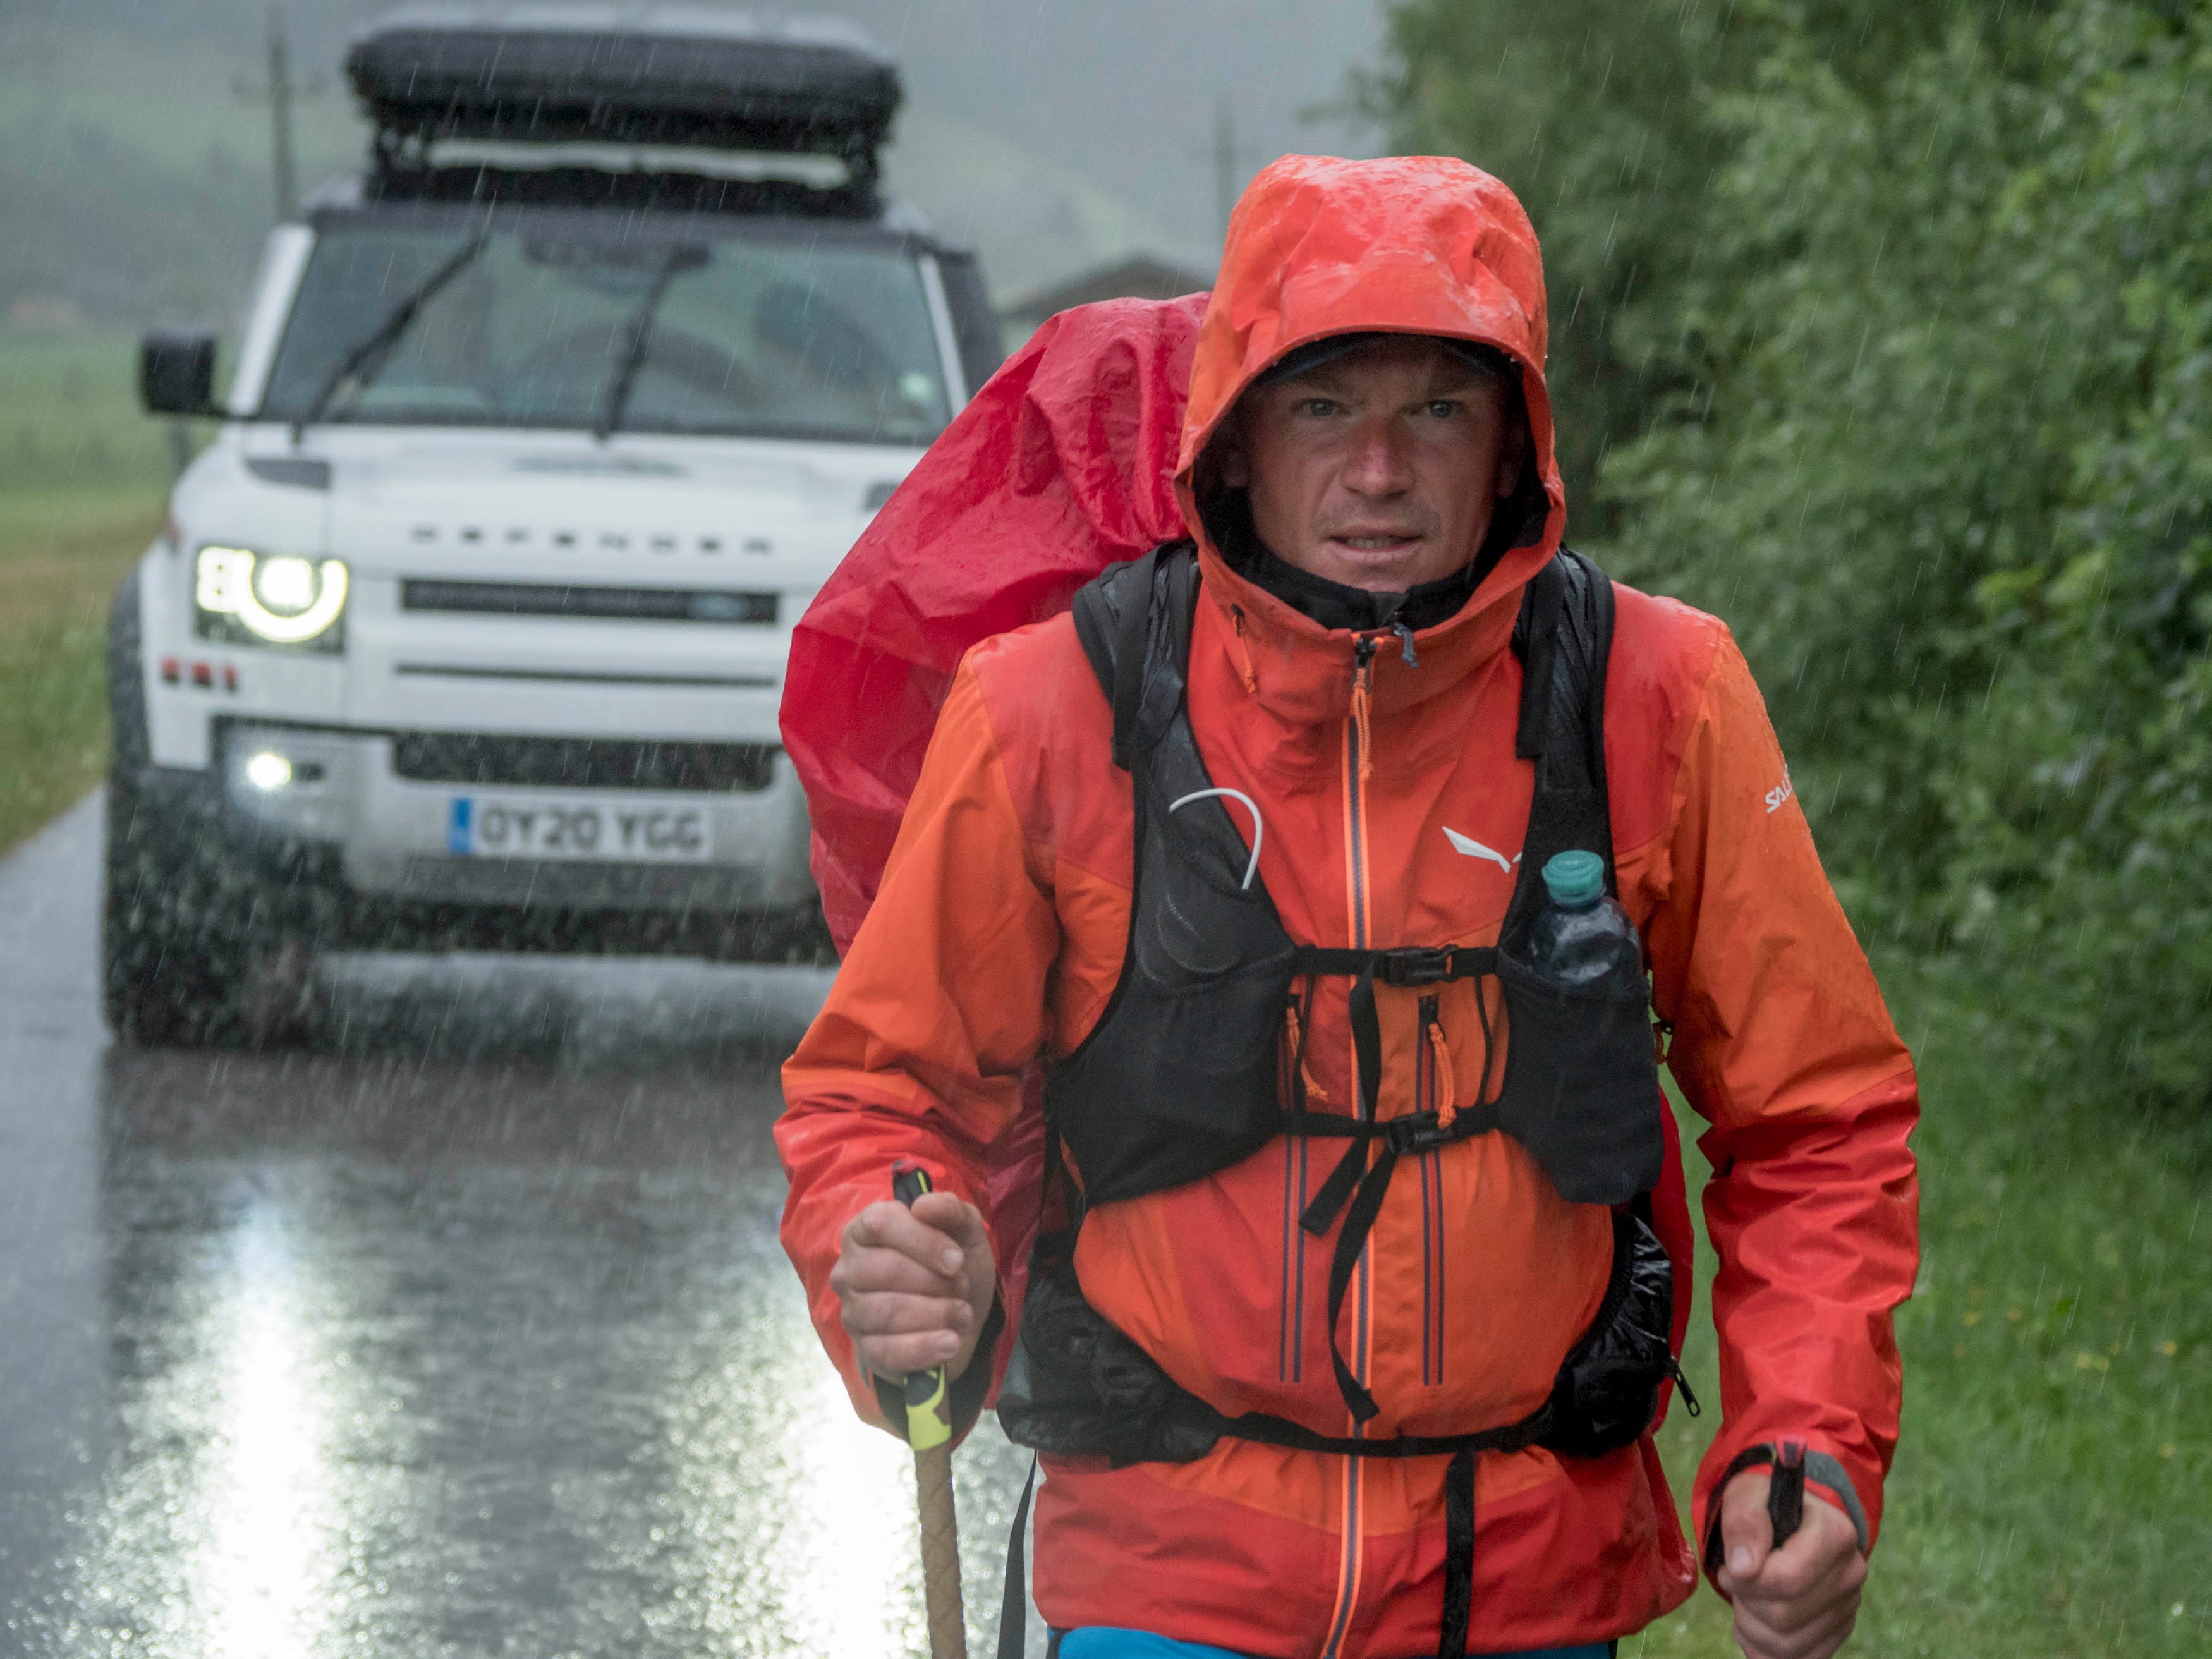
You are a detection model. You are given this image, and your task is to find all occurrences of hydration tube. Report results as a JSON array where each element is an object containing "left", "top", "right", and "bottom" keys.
[{"left": 1167, "top": 787, "right": 1264, "bottom": 890}]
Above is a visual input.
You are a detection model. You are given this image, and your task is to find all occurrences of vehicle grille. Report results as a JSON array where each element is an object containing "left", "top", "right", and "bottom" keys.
[
  {"left": 391, "top": 732, "right": 778, "bottom": 793},
  {"left": 401, "top": 579, "right": 777, "bottom": 624}
]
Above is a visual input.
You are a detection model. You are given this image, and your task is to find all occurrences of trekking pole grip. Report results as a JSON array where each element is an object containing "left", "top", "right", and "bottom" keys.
[
  {"left": 894, "top": 1162, "right": 968, "bottom": 1659},
  {"left": 1768, "top": 1439, "right": 1807, "bottom": 1550}
]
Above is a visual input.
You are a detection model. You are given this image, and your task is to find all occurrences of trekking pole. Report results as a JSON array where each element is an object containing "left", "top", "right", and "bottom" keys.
[
  {"left": 1768, "top": 1438, "right": 1807, "bottom": 1550},
  {"left": 893, "top": 1162, "right": 968, "bottom": 1659}
]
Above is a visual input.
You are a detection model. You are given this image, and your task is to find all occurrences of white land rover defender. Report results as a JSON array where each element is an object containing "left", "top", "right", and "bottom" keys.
[{"left": 108, "top": 6, "right": 1001, "bottom": 1044}]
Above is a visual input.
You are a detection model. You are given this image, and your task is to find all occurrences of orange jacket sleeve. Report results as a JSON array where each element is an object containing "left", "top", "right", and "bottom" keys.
[
  {"left": 775, "top": 659, "right": 1059, "bottom": 1436},
  {"left": 1640, "top": 628, "right": 1921, "bottom": 1573}
]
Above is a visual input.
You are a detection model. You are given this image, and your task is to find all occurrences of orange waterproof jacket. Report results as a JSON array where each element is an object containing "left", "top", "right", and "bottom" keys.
[{"left": 777, "top": 155, "right": 1920, "bottom": 1656}]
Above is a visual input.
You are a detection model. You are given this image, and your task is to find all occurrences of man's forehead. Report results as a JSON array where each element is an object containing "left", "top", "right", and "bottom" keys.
[{"left": 1257, "top": 333, "right": 1506, "bottom": 393}]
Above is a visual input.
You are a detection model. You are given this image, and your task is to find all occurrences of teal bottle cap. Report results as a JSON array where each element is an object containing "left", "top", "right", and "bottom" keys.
[{"left": 1541, "top": 849, "right": 1605, "bottom": 907}]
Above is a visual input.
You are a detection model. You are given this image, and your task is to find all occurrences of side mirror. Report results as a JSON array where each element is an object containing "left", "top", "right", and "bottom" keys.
[{"left": 140, "top": 331, "right": 221, "bottom": 417}]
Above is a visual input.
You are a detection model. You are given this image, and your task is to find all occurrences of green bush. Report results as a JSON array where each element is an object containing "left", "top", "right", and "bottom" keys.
[{"left": 1610, "top": 1, "right": 2212, "bottom": 1107}]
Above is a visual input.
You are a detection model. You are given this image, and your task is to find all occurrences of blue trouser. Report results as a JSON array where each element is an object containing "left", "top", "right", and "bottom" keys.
[{"left": 1051, "top": 1632, "right": 1613, "bottom": 1659}]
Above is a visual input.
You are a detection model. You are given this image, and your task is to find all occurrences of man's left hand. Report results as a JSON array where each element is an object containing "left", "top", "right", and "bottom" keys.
[{"left": 1715, "top": 1467, "right": 1868, "bottom": 1659}]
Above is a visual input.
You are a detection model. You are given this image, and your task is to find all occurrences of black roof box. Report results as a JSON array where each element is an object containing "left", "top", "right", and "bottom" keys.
[{"left": 348, "top": 6, "right": 900, "bottom": 169}]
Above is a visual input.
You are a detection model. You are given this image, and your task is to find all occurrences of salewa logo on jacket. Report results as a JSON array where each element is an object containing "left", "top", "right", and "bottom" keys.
[
  {"left": 1442, "top": 826, "right": 1520, "bottom": 872},
  {"left": 1765, "top": 766, "right": 1796, "bottom": 815}
]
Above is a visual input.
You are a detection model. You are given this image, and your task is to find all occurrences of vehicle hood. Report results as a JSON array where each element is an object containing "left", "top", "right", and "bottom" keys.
[{"left": 176, "top": 430, "right": 909, "bottom": 584}]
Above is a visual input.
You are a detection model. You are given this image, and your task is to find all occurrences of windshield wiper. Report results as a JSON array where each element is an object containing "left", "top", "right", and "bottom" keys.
[
  {"left": 595, "top": 245, "right": 709, "bottom": 442},
  {"left": 291, "top": 233, "right": 490, "bottom": 444}
]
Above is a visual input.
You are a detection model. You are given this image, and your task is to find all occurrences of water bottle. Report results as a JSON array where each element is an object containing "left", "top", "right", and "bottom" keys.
[{"left": 1524, "top": 849, "right": 1643, "bottom": 992}]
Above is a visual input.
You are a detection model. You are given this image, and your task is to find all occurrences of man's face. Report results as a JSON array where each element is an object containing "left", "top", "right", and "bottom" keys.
[{"left": 1217, "top": 335, "right": 1523, "bottom": 593}]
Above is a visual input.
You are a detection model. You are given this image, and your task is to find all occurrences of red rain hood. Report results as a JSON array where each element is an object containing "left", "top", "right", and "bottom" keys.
[
  {"left": 1176, "top": 152, "right": 1565, "bottom": 598},
  {"left": 782, "top": 154, "right": 1564, "bottom": 952}
]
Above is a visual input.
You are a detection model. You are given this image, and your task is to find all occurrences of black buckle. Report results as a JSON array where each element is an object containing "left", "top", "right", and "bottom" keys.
[
  {"left": 1373, "top": 946, "right": 1456, "bottom": 987},
  {"left": 1384, "top": 1110, "right": 1456, "bottom": 1155}
]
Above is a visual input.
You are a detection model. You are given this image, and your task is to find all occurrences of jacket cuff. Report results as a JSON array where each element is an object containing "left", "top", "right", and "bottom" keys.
[
  {"left": 1702, "top": 1442, "right": 1871, "bottom": 1581},
  {"left": 868, "top": 1293, "right": 1007, "bottom": 1447},
  {"left": 1802, "top": 1450, "right": 1871, "bottom": 1552}
]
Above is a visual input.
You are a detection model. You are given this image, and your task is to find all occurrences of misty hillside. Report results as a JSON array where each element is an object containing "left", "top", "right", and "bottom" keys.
[{"left": 0, "top": 0, "right": 1378, "bottom": 331}]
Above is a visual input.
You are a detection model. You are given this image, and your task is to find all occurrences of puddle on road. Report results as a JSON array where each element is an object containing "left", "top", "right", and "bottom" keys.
[
  {"left": 313, "top": 951, "right": 841, "bottom": 1073},
  {"left": 0, "top": 962, "right": 1042, "bottom": 1658}
]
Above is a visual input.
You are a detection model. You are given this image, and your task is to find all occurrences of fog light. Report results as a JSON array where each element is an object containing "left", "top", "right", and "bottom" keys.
[{"left": 245, "top": 751, "right": 293, "bottom": 791}]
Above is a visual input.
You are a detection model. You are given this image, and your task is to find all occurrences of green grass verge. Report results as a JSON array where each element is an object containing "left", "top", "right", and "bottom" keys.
[
  {"left": 0, "top": 329, "right": 178, "bottom": 852},
  {"left": 1639, "top": 957, "right": 2210, "bottom": 1656},
  {"left": 0, "top": 485, "right": 164, "bottom": 854}
]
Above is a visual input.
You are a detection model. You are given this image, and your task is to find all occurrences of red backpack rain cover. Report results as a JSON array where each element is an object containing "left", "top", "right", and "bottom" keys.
[{"left": 779, "top": 292, "right": 1208, "bottom": 957}]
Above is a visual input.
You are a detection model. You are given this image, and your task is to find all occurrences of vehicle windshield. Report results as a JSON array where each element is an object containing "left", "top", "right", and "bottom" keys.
[{"left": 258, "top": 219, "right": 952, "bottom": 445}]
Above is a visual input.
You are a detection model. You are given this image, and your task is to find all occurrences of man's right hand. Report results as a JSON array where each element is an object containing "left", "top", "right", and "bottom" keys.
[
  {"left": 830, "top": 1189, "right": 998, "bottom": 1383},
  {"left": 1715, "top": 1467, "right": 1867, "bottom": 1659}
]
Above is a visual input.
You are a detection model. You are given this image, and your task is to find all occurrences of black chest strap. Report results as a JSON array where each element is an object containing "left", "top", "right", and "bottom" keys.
[{"left": 1280, "top": 942, "right": 1504, "bottom": 1422}]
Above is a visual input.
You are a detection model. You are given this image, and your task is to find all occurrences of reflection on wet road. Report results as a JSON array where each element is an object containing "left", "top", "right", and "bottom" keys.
[{"left": 0, "top": 798, "right": 1040, "bottom": 1656}]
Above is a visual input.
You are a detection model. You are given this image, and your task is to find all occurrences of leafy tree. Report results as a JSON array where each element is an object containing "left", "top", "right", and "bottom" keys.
[{"left": 1610, "top": 0, "right": 2212, "bottom": 1101}]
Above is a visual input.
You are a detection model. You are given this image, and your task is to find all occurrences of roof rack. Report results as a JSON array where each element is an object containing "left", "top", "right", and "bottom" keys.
[{"left": 347, "top": 6, "right": 901, "bottom": 191}]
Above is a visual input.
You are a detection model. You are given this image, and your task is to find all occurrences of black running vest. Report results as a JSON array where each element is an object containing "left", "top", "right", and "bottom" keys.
[{"left": 992, "top": 544, "right": 1687, "bottom": 1659}]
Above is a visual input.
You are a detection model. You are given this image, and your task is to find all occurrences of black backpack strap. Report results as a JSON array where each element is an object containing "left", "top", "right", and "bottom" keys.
[
  {"left": 1511, "top": 554, "right": 1567, "bottom": 760},
  {"left": 996, "top": 1456, "right": 1039, "bottom": 1659},
  {"left": 1070, "top": 540, "right": 1196, "bottom": 770},
  {"left": 1538, "top": 547, "right": 1616, "bottom": 815},
  {"left": 1505, "top": 547, "right": 1619, "bottom": 939}
]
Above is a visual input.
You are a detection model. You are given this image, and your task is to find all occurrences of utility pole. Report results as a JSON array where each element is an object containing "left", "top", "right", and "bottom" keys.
[
  {"left": 1214, "top": 97, "right": 1237, "bottom": 246},
  {"left": 236, "top": 1, "right": 322, "bottom": 223},
  {"left": 267, "top": 1, "right": 296, "bottom": 222}
]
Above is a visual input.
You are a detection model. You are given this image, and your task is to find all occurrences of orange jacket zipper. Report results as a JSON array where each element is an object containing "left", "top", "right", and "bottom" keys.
[{"left": 1323, "top": 635, "right": 1382, "bottom": 1659}]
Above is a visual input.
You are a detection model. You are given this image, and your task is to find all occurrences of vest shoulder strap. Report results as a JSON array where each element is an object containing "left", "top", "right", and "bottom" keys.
[
  {"left": 1505, "top": 547, "right": 1619, "bottom": 929},
  {"left": 1071, "top": 540, "right": 1199, "bottom": 769}
]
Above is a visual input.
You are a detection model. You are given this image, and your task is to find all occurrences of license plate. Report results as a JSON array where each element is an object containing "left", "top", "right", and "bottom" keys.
[{"left": 447, "top": 796, "right": 713, "bottom": 862}]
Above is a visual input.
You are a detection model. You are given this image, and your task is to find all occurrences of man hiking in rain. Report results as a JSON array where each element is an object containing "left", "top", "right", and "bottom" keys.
[{"left": 777, "top": 155, "right": 1920, "bottom": 1659}]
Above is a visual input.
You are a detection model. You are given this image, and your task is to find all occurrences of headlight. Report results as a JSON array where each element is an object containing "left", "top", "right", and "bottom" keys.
[{"left": 195, "top": 545, "right": 348, "bottom": 648}]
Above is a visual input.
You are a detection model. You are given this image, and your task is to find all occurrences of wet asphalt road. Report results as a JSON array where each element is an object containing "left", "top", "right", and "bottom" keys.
[{"left": 0, "top": 794, "right": 1042, "bottom": 1658}]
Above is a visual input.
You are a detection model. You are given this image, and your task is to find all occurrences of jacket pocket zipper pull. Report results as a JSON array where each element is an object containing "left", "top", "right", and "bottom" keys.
[
  {"left": 1669, "top": 1354, "right": 1701, "bottom": 1417},
  {"left": 1229, "top": 604, "right": 1259, "bottom": 692},
  {"left": 1419, "top": 995, "right": 1457, "bottom": 1129}
]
